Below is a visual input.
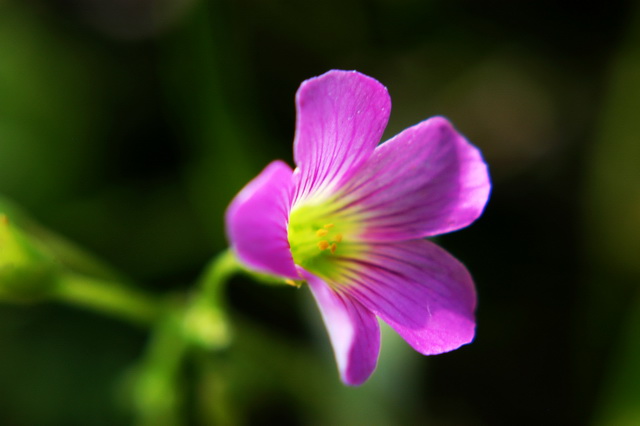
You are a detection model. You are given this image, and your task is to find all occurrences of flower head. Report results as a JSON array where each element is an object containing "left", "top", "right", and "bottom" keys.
[{"left": 226, "top": 70, "right": 490, "bottom": 385}]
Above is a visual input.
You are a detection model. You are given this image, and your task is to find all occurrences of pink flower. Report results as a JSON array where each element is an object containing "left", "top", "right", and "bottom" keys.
[{"left": 226, "top": 70, "right": 490, "bottom": 385}]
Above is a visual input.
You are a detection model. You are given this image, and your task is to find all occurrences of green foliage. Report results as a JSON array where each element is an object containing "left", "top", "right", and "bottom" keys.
[{"left": 0, "top": 215, "right": 58, "bottom": 302}]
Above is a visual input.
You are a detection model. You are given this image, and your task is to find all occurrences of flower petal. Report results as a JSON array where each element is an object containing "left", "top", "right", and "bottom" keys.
[
  {"left": 225, "top": 160, "right": 298, "bottom": 279},
  {"left": 293, "top": 70, "right": 391, "bottom": 204},
  {"left": 336, "top": 116, "right": 490, "bottom": 240},
  {"left": 302, "top": 268, "right": 380, "bottom": 386},
  {"left": 334, "top": 239, "right": 476, "bottom": 355}
]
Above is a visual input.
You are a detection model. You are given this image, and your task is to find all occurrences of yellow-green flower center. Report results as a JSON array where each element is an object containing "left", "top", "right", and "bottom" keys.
[{"left": 287, "top": 201, "right": 360, "bottom": 279}]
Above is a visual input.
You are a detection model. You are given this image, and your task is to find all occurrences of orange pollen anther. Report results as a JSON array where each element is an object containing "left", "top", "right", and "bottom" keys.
[
  {"left": 317, "top": 240, "right": 330, "bottom": 251},
  {"left": 330, "top": 243, "right": 337, "bottom": 254},
  {"left": 285, "top": 279, "right": 300, "bottom": 287},
  {"left": 316, "top": 229, "right": 329, "bottom": 237},
  {"left": 333, "top": 233, "right": 343, "bottom": 243},
  {"left": 323, "top": 223, "right": 335, "bottom": 229}
]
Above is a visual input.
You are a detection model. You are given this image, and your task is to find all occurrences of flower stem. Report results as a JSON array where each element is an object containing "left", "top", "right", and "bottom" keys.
[
  {"left": 133, "top": 309, "right": 189, "bottom": 426},
  {"left": 182, "top": 249, "right": 239, "bottom": 349},
  {"left": 52, "top": 273, "right": 162, "bottom": 326},
  {"left": 132, "top": 249, "right": 241, "bottom": 424},
  {"left": 197, "top": 248, "right": 239, "bottom": 301}
]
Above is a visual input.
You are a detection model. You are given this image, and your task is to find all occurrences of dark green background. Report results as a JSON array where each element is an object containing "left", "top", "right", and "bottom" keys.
[{"left": 1, "top": 0, "right": 639, "bottom": 424}]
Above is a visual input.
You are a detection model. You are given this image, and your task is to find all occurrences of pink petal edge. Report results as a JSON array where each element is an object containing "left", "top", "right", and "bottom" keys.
[
  {"left": 335, "top": 116, "right": 491, "bottom": 241},
  {"left": 225, "top": 160, "right": 298, "bottom": 279},
  {"left": 292, "top": 70, "right": 391, "bottom": 205},
  {"left": 334, "top": 239, "right": 477, "bottom": 355},
  {"left": 302, "top": 268, "right": 381, "bottom": 386}
]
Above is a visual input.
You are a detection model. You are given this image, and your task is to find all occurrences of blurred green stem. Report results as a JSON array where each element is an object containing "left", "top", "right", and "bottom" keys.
[
  {"left": 52, "top": 248, "right": 241, "bottom": 351},
  {"left": 182, "top": 249, "right": 239, "bottom": 349},
  {"left": 132, "top": 249, "right": 240, "bottom": 424},
  {"left": 133, "top": 309, "right": 189, "bottom": 426},
  {"left": 0, "top": 195, "right": 127, "bottom": 283},
  {"left": 197, "top": 248, "right": 238, "bottom": 303},
  {"left": 53, "top": 273, "right": 162, "bottom": 326},
  {"left": 4, "top": 189, "right": 244, "bottom": 423}
]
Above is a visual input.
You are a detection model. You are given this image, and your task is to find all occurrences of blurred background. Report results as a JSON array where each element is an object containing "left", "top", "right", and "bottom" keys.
[{"left": 1, "top": 0, "right": 639, "bottom": 424}]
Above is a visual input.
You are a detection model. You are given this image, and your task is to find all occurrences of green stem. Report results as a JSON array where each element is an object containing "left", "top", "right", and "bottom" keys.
[
  {"left": 197, "top": 248, "right": 239, "bottom": 301},
  {"left": 182, "top": 249, "right": 240, "bottom": 349},
  {"left": 52, "top": 273, "right": 162, "bottom": 326},
  {"left": 0, "top": 195, "right": 126, "bottom": 282},
  {"left": 132, "top": 249, "right": 241, "bottom": 424},
  {"left": 133, "top": 309, "right": 189, "bottom": 426}
]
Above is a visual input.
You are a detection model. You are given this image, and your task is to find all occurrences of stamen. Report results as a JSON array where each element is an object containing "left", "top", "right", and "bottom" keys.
[
  {"left": 285, "top": 279, "right": 300, "bottom": 288},
  {"left": 317, "top": 240, "right": 330, "bottom": 251},
  {"left": 333, "top": 233, "right": 343, "bottom": 243},
  {"left": 323, "top": 223, "right": 335, "bottom": 229},
  {"left": 316, "top": 229, "right": 329, "bottom": 237},
  {"left": 330, "top": 243, "right": 337, "bottom": 254}
]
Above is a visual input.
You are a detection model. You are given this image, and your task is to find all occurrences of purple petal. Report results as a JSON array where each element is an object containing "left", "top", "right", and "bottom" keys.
[
  {"left": 292, "top": 70, "right": 391, "bottom": 204},
  {"left": 335, "top": 239, "right": 476, "bottom": 355},
  {"left": 336, "top": 116, "right": 490, "bottom": 241},
  {"left": 225, "top": 160, "right": 298, "bottom": 279},
  {"left": 302, "top": 268, "right": 380, "bottom": 386}
]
